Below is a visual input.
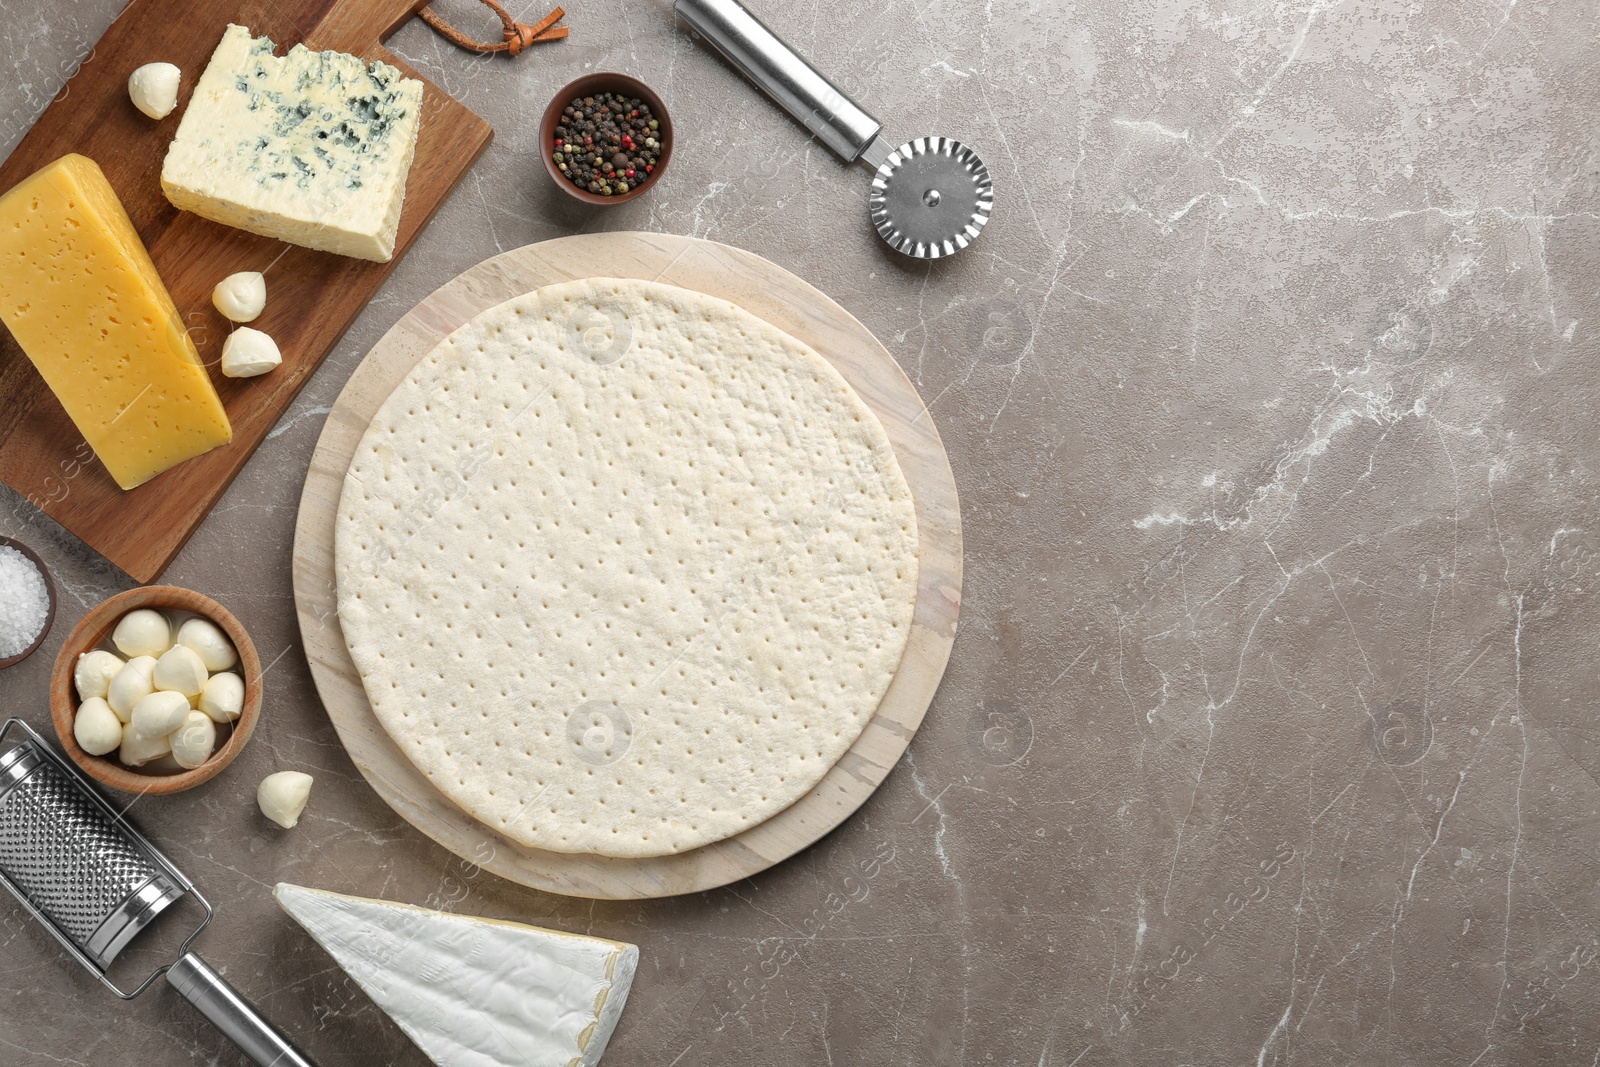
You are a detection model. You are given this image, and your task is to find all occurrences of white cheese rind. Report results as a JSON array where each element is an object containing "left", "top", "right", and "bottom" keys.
[
  {"left": 274, "top": 883, "right": 637, "bottom": 1067},
  {"left": 161, "top": 24, "right": 423, "bottom": 262}
]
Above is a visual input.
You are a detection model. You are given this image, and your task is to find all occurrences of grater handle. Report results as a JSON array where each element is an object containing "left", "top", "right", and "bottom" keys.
[
  {"left": 167, "top": 953, "right": 316, "bottom": 1067},
  {"left": 675, "top": 0, "right": 890, "bottom": 165}
]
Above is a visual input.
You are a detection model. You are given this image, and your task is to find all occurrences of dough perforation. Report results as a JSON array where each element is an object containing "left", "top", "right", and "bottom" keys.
[{"left": 335, "top": 279, "right": 917, "bottom": 857}]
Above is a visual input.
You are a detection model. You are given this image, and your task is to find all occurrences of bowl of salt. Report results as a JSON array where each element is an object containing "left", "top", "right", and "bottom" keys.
[{"left": 0, "top": 536, "right": 55, "bottom": 669}]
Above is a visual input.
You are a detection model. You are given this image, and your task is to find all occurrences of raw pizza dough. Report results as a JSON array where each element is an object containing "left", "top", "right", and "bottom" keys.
[{"left": 334, "top": 278, "right": 918, "bottom": 857}]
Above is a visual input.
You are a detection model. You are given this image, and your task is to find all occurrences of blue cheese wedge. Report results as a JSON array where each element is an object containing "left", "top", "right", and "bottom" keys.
[
  {"left": 161, "top": 25, "right": 423, "bottom": 262},
  {"left": 274, "top": 883, "right": 637, "bottom": 1067}
]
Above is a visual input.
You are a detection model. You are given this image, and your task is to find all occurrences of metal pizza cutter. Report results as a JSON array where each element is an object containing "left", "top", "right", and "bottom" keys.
[{"left": 675, "top": 0, "right": 994, "bottom": 259}]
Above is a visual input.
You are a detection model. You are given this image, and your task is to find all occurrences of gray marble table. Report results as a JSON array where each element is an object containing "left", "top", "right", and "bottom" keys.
[{"left": 2, "top": 1, "right": 1597, "bottom": 1064}]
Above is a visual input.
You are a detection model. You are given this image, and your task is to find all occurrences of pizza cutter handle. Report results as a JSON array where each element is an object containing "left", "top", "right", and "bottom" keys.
[{"left": 675, "top": 0, "right": 890, "bottom": 166}]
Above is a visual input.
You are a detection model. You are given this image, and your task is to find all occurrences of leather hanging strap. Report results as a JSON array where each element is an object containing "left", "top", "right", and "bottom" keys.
[{"left": 419, "top": 2, "right": 567, "bottom": 57}]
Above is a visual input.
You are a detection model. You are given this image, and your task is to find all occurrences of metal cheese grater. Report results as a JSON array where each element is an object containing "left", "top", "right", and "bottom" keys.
[
  {"left": 0, "top": 719, "right": 315, "bottom": 1067},
  {"left": 676, "top": 0, "right": 994, "bottom": 259}
]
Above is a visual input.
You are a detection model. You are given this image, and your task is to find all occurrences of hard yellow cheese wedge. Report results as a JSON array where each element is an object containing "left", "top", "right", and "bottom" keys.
[{"left": 0, "top": 154, "right": 231, "bottom": 490}]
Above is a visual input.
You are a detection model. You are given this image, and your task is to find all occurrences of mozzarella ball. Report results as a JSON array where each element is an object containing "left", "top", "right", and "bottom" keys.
[
  {"left": 153, "top": 644, "right": 208, "bottom": 698},
  {"left": 106, "top": 656, "right": 158, "bottom": 722},
  {"left": 131, "top": 690, "right": 190, "bottom": 739},
  {"left": 112, "top": 609, "right": 171, "bottom": 658},
  {"left": 212, "top": 272, "right": 266, "bottom": 323},
  {"left": 119, "top": 721, "right": 172, "bottom": 767},
  {"left": 198, "top": 671, "right": 244, "bottom": 723},
  {"left": 74, "top": 650, "right": 125, "bottom": 701},
  {"left": 220, "top": 327, "right": 282, "bottom": 378},
  {"left": 127, "top": 62, "right": 180, "bottom": 120},
  {"left": 169, "top": 712, "right": 217, "bottom": 769},
  {"left": 176, "top": 617, "right": 237, "bottom": 671},
  {"left": 257, "top": 771, "right": 314, "bottom": 829},
  {"left": 74, "top": 698, "right": 123, "bottom": 756}
]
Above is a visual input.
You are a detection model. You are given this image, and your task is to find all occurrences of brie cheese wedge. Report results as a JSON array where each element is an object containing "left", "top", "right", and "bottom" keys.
[{"left": 274, "top": 883, "right": 637, "bottom": 1067}]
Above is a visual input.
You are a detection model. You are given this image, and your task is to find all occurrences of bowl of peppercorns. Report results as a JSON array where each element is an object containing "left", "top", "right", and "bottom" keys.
[{"left": 541, "top": 73, "right": 672, "bottom": 204}]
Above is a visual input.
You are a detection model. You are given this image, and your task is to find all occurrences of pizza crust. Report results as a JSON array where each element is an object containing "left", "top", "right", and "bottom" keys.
[{"left": 334, "top": 278, "right": 918, "bottom": 857}]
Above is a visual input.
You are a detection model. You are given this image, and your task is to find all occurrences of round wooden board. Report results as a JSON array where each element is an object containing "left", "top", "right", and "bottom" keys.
[{"left": 291, "top": 233, "right": 962, "bottom": 899}]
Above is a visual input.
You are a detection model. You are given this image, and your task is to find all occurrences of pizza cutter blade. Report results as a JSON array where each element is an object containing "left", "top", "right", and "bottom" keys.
[{"left": 676, "top": 0, "right": 994, "bottom": 259}]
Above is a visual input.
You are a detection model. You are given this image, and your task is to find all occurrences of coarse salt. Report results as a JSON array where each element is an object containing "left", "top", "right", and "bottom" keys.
[{"left": 0, "top": 545, "right": 49, "bottom": 659}]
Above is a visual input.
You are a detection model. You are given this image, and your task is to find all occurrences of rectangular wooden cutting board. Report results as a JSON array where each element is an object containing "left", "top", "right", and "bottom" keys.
[{"left": 0, "top": 0, "right": 492, "bottom": 582}]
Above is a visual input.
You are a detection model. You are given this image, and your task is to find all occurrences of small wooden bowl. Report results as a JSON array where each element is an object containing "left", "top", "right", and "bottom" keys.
[
  {"left": 540, "top": 72, "right": 673, "bottom": 205},
  {"left": 0, "top": 536, "right": 56, "bottom": 669},
  {"left": 50, "top": 586, "right": 263, "bottom": 795}
]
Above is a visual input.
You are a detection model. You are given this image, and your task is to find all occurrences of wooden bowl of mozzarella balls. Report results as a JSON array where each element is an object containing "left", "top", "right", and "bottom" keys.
[{"left": 50, "top": 586, "right": 262, "bottom": 794}]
